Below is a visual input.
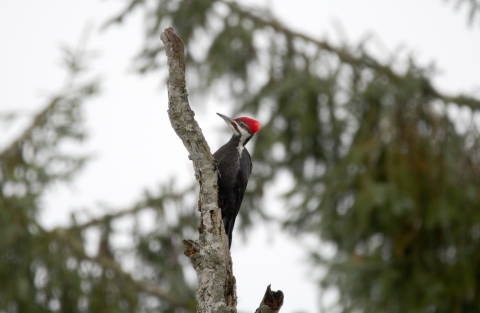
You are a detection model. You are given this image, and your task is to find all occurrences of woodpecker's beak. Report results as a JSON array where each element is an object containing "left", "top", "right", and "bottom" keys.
[{"left": 216, "top": 113, "right": 235, "bottom": 125}]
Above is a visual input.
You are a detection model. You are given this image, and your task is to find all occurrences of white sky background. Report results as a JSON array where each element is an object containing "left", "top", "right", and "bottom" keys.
[{"left": 1, "top": 0, "right": 479, "bottom": 312}]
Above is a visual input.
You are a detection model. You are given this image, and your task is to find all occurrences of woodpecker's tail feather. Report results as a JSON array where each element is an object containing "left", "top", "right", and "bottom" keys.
[{"left": 222, "top": 216, "right": 235, "bottom": 249}]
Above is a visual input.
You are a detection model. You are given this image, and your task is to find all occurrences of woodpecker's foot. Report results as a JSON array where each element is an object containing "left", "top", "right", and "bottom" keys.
[{"left": 213, "top": 159, "right": 221, "bottom": 178}]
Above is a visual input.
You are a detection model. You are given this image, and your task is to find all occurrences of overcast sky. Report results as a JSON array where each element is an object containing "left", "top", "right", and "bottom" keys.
[{"left": 1, "top": 1, "right": 479, "bottom": 312}]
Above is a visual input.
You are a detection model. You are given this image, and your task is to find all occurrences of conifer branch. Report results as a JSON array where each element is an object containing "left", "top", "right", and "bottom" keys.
[
  {"left": 219, "top": 0, "right": 480, "bottom": 109},
  {"left": 65, "top": 187, "right": 194, "bottom": 231},
  {"left": 53, "top": 229, "right": 191, "bottom": 309}
]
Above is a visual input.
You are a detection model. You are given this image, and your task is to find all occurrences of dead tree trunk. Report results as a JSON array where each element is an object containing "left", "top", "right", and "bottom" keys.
[{"left": 160, "top": 27, "right": 283, "bottom": 313}]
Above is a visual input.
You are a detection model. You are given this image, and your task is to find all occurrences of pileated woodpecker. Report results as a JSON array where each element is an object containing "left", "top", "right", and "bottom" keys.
[{"left": 213, "top": 113, "right": 261, "bottom": 249}]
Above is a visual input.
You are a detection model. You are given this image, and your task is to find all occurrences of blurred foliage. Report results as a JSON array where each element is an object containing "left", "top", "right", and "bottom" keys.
[
  {"left": 0, "top": 41, "right": 197, "bottom": 312},
  {"left": 445, "top": 0, "right": 480, "bottom": 26},
  {"left": 2, "top": 1, "right": 480, "bottom": 313},
  {"left": 104, "top": 0, "right": 480, "bottom": 312}
]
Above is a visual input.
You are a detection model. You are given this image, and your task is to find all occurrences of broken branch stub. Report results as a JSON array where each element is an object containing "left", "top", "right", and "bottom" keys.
[{"left": 255, "top": 285, "right": 284, "bottom": 313}]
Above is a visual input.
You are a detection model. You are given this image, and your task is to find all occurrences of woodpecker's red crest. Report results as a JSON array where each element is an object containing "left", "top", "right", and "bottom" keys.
[{"left": 234, "top": 117, "right": 261, "bottom": 134}]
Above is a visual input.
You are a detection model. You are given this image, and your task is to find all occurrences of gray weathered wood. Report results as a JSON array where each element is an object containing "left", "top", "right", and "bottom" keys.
[{"left": 160, "top": 27, "right": 236, "bottom": 313}]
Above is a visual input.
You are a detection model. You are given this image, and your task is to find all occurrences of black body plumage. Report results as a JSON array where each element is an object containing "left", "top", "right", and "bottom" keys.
[
  {"left": 213, "top": 113, "right": 260, "bottom": 249},
  {"left": 213, "top": 137, "right": 251, "bottom": 248}
]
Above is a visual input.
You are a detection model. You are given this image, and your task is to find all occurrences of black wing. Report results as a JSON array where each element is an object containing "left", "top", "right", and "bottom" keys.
[
  {"left": 235, "top": 148, "right": 252, "bottom": 218},
  {"left": 224, "top": 148, "right": 251, "bottom": 247},
  {"left": 213, "top": 142, "right": 252, "bottom": 248}
]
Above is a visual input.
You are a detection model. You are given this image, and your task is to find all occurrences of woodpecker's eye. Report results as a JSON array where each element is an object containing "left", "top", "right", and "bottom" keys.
[{"left": 238, "top": 121, "right": 250, "bottom": 132}]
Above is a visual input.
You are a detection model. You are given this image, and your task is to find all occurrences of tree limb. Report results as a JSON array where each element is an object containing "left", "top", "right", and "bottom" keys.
[
  {"left": 60, "top": 183, "right": 196, "bottom": 231},
  {"left": 160, "top": 27, "right": 236, "bottom": 312}
]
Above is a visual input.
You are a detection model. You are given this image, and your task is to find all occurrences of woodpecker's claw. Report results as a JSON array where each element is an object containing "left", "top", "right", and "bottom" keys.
[{"left": 213, "top": 159, "right": 221, "bottom": 178}]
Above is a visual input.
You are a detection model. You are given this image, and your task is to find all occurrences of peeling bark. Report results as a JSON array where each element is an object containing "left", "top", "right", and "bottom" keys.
[{"left": 160, "top": 27, "right": 236, "bottom": 313}]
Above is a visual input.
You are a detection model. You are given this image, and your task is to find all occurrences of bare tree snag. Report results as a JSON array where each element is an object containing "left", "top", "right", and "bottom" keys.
[
  {"left": 255, "top": 285, "right": 284, "bottom": 313},
  {"left": 160, "top": 27, "right": 284, "bottom": 313},
  {"left": 160, "top": 27, "right": 236, "bottom": 313}
]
